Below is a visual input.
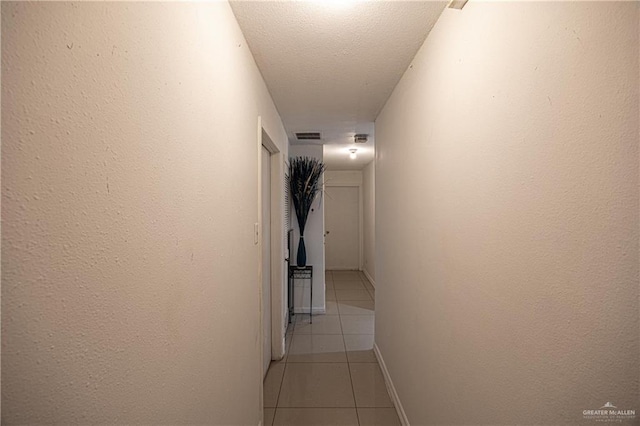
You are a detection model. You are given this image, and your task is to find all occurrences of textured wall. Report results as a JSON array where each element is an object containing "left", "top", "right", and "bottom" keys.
[
  {"left": 375, "top": 2, "right": 639, "bottom": 424},
  {"left": 1, "top": 2, "right": 287, "bottom": 424},
  {"left": 362, "top": 161, "right": 375, "bottom": 284}
]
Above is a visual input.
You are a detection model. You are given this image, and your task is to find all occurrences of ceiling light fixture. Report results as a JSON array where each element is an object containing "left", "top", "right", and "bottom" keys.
[{"left": 349, "top": 149, "right": 357, "bottom": 160}]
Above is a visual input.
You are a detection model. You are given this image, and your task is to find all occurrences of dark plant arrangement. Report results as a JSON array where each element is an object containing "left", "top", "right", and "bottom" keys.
[{"left": 289, "top": 156, "right": 326, "bottom": 267}]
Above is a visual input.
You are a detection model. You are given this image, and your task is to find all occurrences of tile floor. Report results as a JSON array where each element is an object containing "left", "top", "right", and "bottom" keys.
[{"left": 263, "top": 270, "right": 401, "bottom": 426}]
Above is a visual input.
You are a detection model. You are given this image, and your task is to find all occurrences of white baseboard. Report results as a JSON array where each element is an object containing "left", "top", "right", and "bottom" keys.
[
  {"left": 374, "top": 343, "right": 409, "bottom": 426},
  {"left": 362, "top": 268, "right": 375, "bottom": 288},
  {"left": 293, "top": 307, "right": 326, "bottom": 315}
]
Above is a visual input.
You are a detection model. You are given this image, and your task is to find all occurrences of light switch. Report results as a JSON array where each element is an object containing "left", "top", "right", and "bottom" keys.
[{"left": 254, "top": 223, "right": 259, "bottom": 245}]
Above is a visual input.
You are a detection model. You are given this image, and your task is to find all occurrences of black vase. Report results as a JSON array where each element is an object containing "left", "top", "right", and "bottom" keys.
[{"left": 297, "top": 235, "right": 307, "bottom": 267}]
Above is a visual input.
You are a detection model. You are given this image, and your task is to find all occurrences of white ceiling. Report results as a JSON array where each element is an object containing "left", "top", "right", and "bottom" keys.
[{"left": 230, "top": 0, "right": 447, "bottom": 170}]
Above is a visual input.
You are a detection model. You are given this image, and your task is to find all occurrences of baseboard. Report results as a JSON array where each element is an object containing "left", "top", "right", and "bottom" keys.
[
  {"left": 293, "top": 307, "right": 326, "bottom": 315},
  {"left": 362, "top": 268, "right": 375, "bottom": 288},
  {"left": 373, "top": 343, "right": 410, "bottom": 426}
]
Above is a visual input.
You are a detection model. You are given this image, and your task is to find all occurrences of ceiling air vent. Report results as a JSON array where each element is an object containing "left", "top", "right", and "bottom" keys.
[
  {"left": 354, "top": 134, "right": 368, "bottom": 143},
  {"left": 295, "top": 132, "right": 322, "bottom": 141}
]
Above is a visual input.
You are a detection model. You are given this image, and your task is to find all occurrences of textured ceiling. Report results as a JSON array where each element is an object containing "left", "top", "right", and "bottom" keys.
[{"left": 231, "top": 0, "right": 447, "bottom": 169}]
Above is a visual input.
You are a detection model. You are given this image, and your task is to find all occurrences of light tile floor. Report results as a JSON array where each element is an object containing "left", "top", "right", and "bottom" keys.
[{"left": 263, "top": 271, "right": 400, "bottom": 426}]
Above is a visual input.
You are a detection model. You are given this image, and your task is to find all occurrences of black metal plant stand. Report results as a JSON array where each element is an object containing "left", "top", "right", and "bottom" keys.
[{"left": 289, "top": 265, "right": 313, "bottom": 324}]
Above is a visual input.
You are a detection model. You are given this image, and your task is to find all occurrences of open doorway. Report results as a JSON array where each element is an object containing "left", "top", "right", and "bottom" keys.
[
  {"left": 258, "top": 120, "right": 287, "bottom": 383},
  {"left": 322, "top": 166, "right": 376, "bottom": 287}
]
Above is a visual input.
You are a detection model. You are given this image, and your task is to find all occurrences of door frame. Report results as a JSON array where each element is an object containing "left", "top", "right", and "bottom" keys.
[
  {"left": 260, "top": 145, "right": 272, "bottom": 376},
  {"left": 257, "top": 117, "right": 286, "bottom": 385},
  {"left": 324, "top": 181, "right": 364, "bottom": 271}
]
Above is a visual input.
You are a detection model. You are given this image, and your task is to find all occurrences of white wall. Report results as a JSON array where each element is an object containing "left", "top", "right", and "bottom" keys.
[
  {"left": 2, "top": 2, "right": 287, "bottom": 424},
  {"left": 325, "top": 170, "right": 363, "bottom": 187},
  {"left": 362, "top": 161, "right": 375, "bottom": 285},
  {"left": 289, "top": 145, "right": 326, "bottom": 313},
  {"left": 375, "top": 2, "right": 638, "bottom": 425}
]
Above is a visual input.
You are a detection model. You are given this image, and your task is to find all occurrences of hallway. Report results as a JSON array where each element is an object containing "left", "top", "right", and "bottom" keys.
[
  {"left": 263, "top": 271, "right": 399, "bottom": 426},
  {"left": 2, "top": 2, "right": 638, "bottom": 424}
]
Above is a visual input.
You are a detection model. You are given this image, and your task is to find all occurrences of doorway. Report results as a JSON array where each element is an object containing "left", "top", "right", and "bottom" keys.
[
  {"left": 258, "top": 120, "right": 287, "bottom": 385},
  {"left": 325, "top": 186, "right": 360, "bottom": 270}
]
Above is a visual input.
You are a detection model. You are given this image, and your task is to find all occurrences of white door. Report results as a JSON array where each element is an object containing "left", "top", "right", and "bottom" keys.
[
  {"left": 325, "top": 186, "right": 359, "bottom": 270},
  {"left": 261, "top": 146, "right": 271, "bottom": 376}
]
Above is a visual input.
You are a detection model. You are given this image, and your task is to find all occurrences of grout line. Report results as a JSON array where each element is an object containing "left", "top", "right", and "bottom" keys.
[
  {"left": 339, "top": 292, "right": 362, "bottom": 426},
  {"left": 274, "top": 361, "right": 287, "bottom": 410},
  {"left": 270, "top": 360, "right": 287, "bottom": 421},
  {"left": 274, "top": 406, "right": 359, "bottom": 409},
  {"left": 334, "top": 269, "right": 378, "bottom": 425}
]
